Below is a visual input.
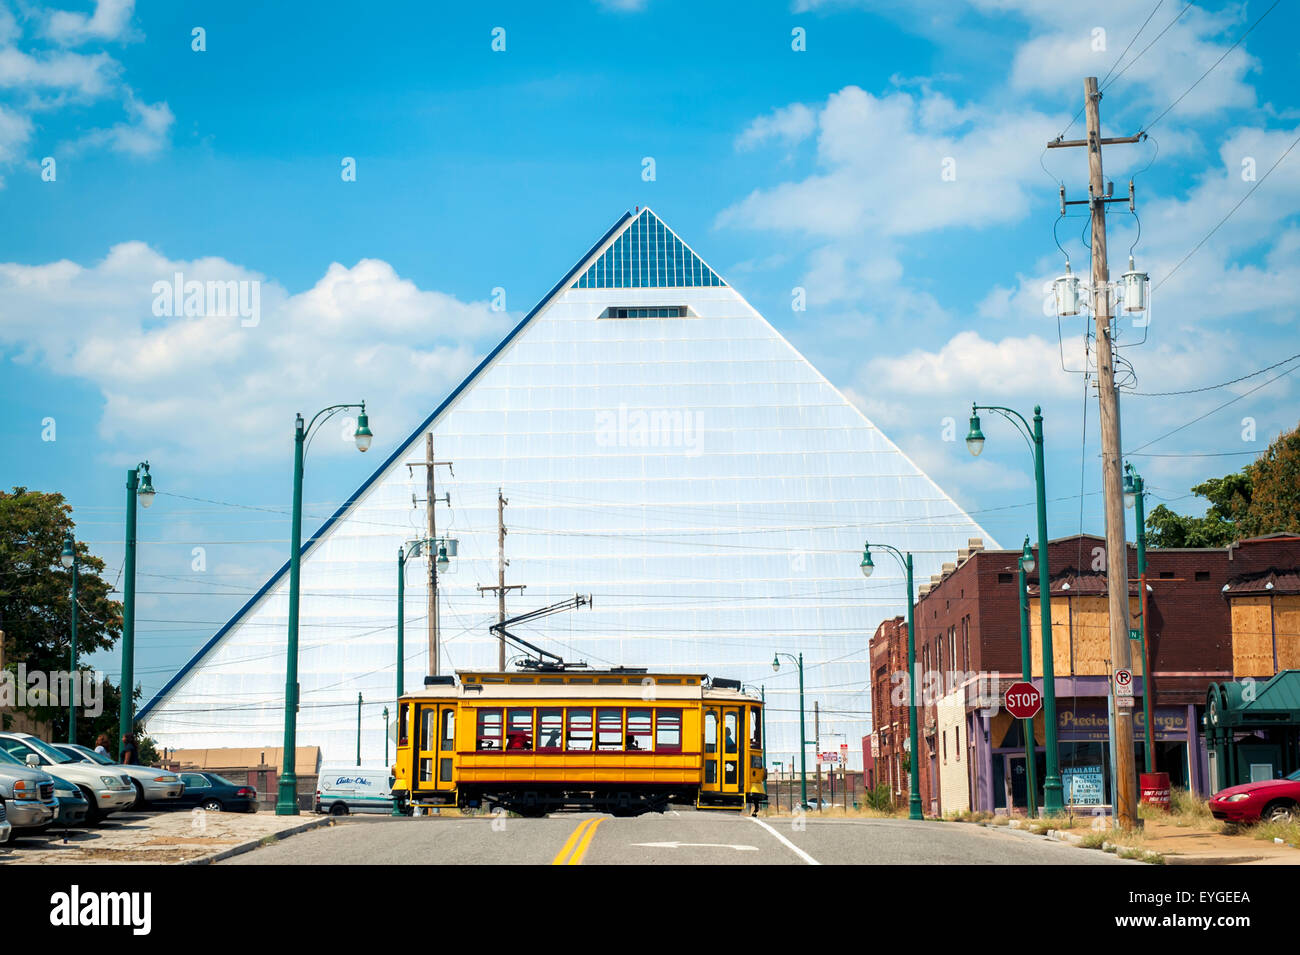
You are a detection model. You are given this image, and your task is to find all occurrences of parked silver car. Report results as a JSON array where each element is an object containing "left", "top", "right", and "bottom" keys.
[
  {"left": 0, "top": 748, "right": 58, "bottom": 835},
  {"left": 0, "top": 732, "right": 133, "bottom": 823},
  {"left": 53, "top": 742, "right": 184, "bottom": 809},
  {"left": 0, "top": 799, "right": 11, "bottom": 845}
]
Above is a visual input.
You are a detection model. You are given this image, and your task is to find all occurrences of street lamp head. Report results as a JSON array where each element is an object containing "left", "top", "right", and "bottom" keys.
[
  {"left": 860, "top": 545, "right": 874, "bottom": 578},
  {"left": 354, "top": 408, "right": 373, "bottom": 453},
  {"left": 60, "top": 532, "right": 75, "bottom": 569},
  {"left": 1020, "top": 536, "right": 1035, "bottom": 574},
  {"left": 771, "top": 654, "right": 780, "bottom": 673},
  {"left": 436, "top": 542, "right": 449, "bottom": 572},
  {"left": 137, "top": 463, "right": 156, "bottom": 508},
  {"left": 965, "top": 407, "right": 985, "bottom": 457}
]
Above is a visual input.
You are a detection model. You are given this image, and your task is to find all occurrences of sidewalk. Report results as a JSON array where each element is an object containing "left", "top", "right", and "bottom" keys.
[
  {"left": 1003, "top": 816, "right": 1300, "bottom": 865},
  {"left": 0, "top": 809, "right": 329, "bottom": 865}
]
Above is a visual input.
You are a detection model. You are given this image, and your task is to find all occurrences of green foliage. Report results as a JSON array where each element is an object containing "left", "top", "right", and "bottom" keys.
[
  {"left": 864, "top": 782, "right": 894, "bottom": 812},
  {"left": 1145, "top": 424, "right": 1300, "bottom": 546},
  {"left": 0, "top": 487, "right": 125, "bottom": 743}
]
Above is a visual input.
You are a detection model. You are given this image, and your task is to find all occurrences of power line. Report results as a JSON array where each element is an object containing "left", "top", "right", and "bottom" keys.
[
  {"left": 1142, "top": 0, "right": 1281, "bottom": 133},
  {"left": 1102, "top": 1, "right": 1195, "bottom": 91},
  {"left": 1125, "top": 361, "right": 1300, "bottom": 454},
  {"left": 1154, "top": 127, "right": 1300, "bottom": 292},
  {"left": 1128, "top": 351, "right": 1300, "bottom": 396}
]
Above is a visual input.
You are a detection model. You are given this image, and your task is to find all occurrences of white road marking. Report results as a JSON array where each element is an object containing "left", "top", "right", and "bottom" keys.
[
  {"left": 632, "top": 841, "right": 759, "bottom": 851},
  {"left": 749, "top": 816, "right": 821, "bottom": 865}
]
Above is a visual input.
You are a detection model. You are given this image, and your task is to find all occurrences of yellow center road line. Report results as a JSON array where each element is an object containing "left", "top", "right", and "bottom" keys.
[
  {"left": 551, "top": 817, "right": 595, "bottom": 865},
  {"left": 566, "top": 816, "right": 605, "bottom": 865}
]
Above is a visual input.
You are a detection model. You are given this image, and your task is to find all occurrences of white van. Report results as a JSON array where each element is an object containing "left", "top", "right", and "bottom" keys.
[{"left": 314, "top": 765, "right": 394, "bottom": 815}]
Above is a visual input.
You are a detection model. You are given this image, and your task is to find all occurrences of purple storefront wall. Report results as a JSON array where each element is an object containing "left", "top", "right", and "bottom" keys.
[{"left": 968, "top": 676, "right": 1208, "bottom": 813}]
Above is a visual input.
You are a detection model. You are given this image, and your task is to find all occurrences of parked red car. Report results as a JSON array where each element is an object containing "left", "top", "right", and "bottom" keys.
[{"left": 1209, "top": 768, "right": 1300, "bottom": 823}]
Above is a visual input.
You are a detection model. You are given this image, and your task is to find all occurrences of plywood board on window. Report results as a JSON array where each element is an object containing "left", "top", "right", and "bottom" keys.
[
  {"left": 1231, "top": 595, "right": 1274, "bottom": 677},
  {"left": 1029, "top": 597, "right": 1071, "bottom": 678},
  {"left": 1274, "top": 594, "right": 1300, "bottom": 672},
  {"left": 1072, "top": 596, "right": 1110, "bottom": 675}
]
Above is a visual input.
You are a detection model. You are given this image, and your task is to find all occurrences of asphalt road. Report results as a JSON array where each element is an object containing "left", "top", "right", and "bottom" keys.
[{"left": 220, "top": 810, "right": 1137, "bottom": 865}]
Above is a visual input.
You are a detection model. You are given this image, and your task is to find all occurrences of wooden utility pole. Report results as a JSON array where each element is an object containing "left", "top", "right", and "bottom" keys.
[
  {"left": 1083, "top": 76, "right": 1137, "bottom": 829},
  {"left": 406, "top": 435, "right": 453, "bottom": 677},
  {"left": 477, "top": 488, "right": 526, "bottom": 670}
]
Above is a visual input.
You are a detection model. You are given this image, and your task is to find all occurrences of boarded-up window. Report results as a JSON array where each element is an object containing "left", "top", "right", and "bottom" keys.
[
  {"left": 1072, "top": 596, "right": 1109, "bottom": 675},
  {"left": 1277, "top": 595, "right": 1300, "bottom": 671},
  {"left": 1070, "top": 596, "right": 1144, "bottom": 675},
  {"left": 1231, "top": 595, "right": 1274, "bottom": 677},
  {"left": 1029, "top": 597, "right": 1071, "bottom": 678}
]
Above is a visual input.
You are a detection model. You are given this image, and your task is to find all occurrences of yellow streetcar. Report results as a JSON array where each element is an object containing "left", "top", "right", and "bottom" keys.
[{"left": 391, "top": 669, "right": 767, "bottom": 816}]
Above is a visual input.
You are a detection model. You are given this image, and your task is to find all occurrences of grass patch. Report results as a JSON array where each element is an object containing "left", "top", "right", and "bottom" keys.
[
  {"left": 945, "top": 809, "right": 995, "bottom": 824},
  {"left": 258, "top": 834, "right": 278, "bottom": 846},
  {"left": 988, "top": 815, "right": 1011, "bottom": 827},
  {"left": 1245, "top": 817, "right": 1300, "bottom": 847}
]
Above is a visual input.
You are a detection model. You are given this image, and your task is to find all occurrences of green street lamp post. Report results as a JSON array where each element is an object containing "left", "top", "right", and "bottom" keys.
[
  {"left": 1125, "top": 463, "right": 1155, "bottom": 773},
  {"left": 383, "top": 706, "right": 390, "bottom": 767},
  {"left": 967, "top": 403, "right": 1063, "bottom": 814},
  {"left": 861, "top": 542, "right": 922, "bottom": 821},
  {"left": 771, "top": 652, "right": 807, "bottom": 809},
  {"left": 356, "top": 692, "right": 363, "bottom": 767},
  {"left": 1017, "top": 536, "right": 1040, "bottom": 817},
  {"left": 120, "top": 461, "right": 156, "bottom": 753},
  {"left": 61, "top": 532, "right": 78, "bottom": 743},
  {"left": 277, "top": 403, "right": 373, "bottom": 816}
]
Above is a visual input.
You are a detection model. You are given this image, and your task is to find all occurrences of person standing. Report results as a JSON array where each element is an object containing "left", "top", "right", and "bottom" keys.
[
  {"left": 120, "top": 733, "right": 139, "bottom": 765},
  {"left": 93, "top": 733, "right": 110, "bottom": 757}
]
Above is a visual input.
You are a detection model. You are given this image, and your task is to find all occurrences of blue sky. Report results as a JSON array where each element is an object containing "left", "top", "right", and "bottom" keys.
[{"left": 3, "top": 0, "right": 1299, "bottom": 698}]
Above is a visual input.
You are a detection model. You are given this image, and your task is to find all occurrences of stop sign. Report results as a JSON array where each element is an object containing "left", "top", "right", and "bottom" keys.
[{"left": 1004, "top": 681, "right": 1043, "bottom": 719}]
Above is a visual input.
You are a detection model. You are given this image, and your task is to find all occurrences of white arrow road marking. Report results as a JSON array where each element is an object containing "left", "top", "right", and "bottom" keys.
[
  {"left": 749, "top": 816, "right": 821, "bottom": 865},
  {"left": 632, "top": 841, "right": 759, "bottom": 851}
]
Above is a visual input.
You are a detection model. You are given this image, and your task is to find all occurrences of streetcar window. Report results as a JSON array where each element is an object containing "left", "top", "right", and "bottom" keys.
[
  {"left": 566, "top": 709, "right": 593, "bottom": 751},
  {"left": 537, "top": 709, "right": 563, "bottom": 751},
  {"left": 749, "top": 708, "right": 762, "bottom": 749},
  {"left": 596, "top": 708, "right": 623, "bottom": 750},
  {"left": 507, "top": 708, "right": 534, "bottom": 751},
  {"left": 476, "top": 709, "right": 503, "bottom": 750},
  {"left": 626, "top": 709, "right": 652, "bottom": 752},
  {"left": 440, "top": 710, "right": 455, "bottom": 751},
  {"left": 421, "top": 707, "right": 436, "bottom": 750},
  {"left": 419, "top": 757, "right": 433, "bottom": 783},
  {"left": 398, "top": 703, "right": 409, "bottom": 746},
  {"left": 724, "top": 712, "right": 738, "bottom": 753},
  {"left": 704, "top": 711, "right": 718, "bottom": 754},
  {"left": 655, "top": 709, "right": 682, "bottom": 753}
]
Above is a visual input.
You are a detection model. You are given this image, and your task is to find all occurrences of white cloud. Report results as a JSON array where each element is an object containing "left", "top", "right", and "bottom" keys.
[
  {"left": 0, "top": 244, "right": 514, "bottom": 469},
  {"left": 718, "top": 86, "right": 1061, "bottom": 239},
  {"left": 736, "top": 103, "right": 816, "bottom": 151},
  {"left": 45, "top": 0, "right": 137, "bottom": 46},
  {"left": 0, "top": 46, "right": 120, "bottom": 100},
  {"left": 69, "top": 90, "right": 172, "bottom": 155}
]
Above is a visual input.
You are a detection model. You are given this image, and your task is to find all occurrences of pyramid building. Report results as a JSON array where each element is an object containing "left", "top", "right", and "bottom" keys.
[{"left": 140, "top": 209, "right": 995, "bottom": 770}]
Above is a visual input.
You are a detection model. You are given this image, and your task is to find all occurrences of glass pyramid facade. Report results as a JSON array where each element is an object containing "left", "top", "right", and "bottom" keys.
[{"left": 140, "top": 208, "right": 995, "bottom": 771}]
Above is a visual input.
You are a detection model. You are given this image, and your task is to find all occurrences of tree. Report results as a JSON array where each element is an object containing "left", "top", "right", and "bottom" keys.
[
  {"left": 1145, "top": 423, "right": 1300, "bottom": 547},
  {"left": 1242, "top": 423, "right": 1300, "bottom": 538},
  {"left": 0, "top": 487, "right": 125, "bottom": 744}
]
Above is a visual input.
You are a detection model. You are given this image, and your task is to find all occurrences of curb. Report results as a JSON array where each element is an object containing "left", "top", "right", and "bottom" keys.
[{"left": 182, "top": 817, "right": 333, "bottom": 865}]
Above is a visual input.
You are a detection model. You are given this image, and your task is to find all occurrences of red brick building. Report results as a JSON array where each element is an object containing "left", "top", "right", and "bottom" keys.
[{"left": 867, "top": 533, "right": 1300, "bottom": 816}]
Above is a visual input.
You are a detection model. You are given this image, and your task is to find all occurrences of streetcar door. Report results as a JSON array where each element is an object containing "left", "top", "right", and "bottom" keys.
[
  {"left": 416, "top": 704, "right": 438, "bottom": 791},
  {"left": 436, "top": 706, "right": 456, "bottom": 790},
  {"left": 702, "top": 707, "right": 721, "bottom": 793},
  {"left": 721, "top": 707, "right": 742, "bottom": 794}
]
